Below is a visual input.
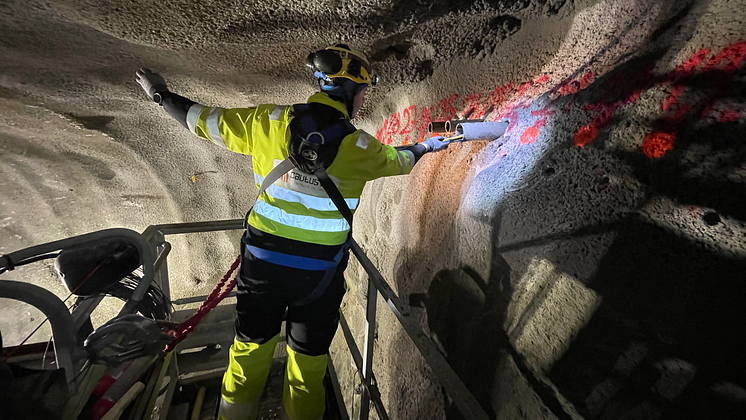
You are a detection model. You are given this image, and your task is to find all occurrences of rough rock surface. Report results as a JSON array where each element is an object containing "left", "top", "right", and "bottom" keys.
[{"left": 1, "top": 0, "right": 746, "bottom": 419}]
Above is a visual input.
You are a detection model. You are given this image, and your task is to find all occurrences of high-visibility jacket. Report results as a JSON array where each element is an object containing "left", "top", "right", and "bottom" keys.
[{"left": 186, "top": 92, "right": 415, "bottom": 246}]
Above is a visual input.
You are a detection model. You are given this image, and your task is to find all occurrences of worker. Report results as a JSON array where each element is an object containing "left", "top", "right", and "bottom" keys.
[{"left": 136, "top": 44, "right": 448, "bottom": 420}]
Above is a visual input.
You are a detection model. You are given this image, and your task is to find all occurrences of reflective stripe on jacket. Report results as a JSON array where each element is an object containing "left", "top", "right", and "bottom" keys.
[{"left": 187, "top": 92, "right": 415, "bottom": 246}]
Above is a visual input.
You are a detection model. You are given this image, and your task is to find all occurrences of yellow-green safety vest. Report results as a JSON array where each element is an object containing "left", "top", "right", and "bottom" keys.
[{"left": 186, "top": 92, "right": 415, "bottom": 246}]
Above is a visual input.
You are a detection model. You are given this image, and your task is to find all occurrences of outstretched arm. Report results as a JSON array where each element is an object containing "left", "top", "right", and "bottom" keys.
[
  {"left": 340, "top": 132, "right": 450, "bottom": 181},
  {"left": 395, "top": 136, "right": 449, "bottom": 165},
  {"left": 135, "top": 68, "right": 195, "bottom": 129},
  {"left": 135, "top": 68, "right": 256, "bottom": 155}
]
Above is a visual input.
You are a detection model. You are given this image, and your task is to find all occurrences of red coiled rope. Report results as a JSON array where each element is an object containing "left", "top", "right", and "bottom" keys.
[{"left": 165, "top": 254, "right": 241, "bottom": 352}]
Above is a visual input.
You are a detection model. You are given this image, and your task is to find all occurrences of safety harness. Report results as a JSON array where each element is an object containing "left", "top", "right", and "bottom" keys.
[
  {"left": 247, "top": 102, "right": 357, "bottom": 305},
  {"left": 167, "top": 103, "right": 356, "bottom": 351}
]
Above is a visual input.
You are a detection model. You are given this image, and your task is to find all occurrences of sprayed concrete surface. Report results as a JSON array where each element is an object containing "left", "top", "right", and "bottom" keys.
[{"left": 1, "top": 0, "right": 746, "bottom": 418}]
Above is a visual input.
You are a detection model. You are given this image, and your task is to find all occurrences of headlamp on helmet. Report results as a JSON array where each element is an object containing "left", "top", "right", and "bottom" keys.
[{"left": 306, "top": 44, "right": 378, "bottom": 86}]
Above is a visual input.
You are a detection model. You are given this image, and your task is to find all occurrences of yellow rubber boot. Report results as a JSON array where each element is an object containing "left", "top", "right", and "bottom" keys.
[
  {"left": 218, "top": 335, "right": 279, "bottom": 420},
  {"left": 283, "top": 347, "right": 328, "bottom": 420}
]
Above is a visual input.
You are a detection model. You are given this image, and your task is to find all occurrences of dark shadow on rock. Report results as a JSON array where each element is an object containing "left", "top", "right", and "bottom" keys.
[
  {"left": 650, "top": 1, "right": 696, "bottom": 42},
  {"left": 526, "top": 0, "right": 746, "bottom": 416},
  {"left": 66, "top": 114, "right": 115, "bottom": 132},
  {"left": 393, "top": 210, "right": 582, "bottom": 419},
  {"left": 64, "top": 151, "right": 117, "bottom": 180},
  {"left": 380, "top": 1, "right": 743, "bottom": 418},
  {"left": 547, "top": 218, "right": 746, "bottom": 419},
  {"left": 408, "top": 258, "right": 512, "bottom": 418}
]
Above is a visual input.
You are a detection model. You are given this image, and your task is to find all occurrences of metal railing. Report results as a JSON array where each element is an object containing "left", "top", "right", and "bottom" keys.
[
  {"left": 142, "top": 219, "right": 490, "bottom": 420},
  {"left": 0, "top": 220, "right": 488, "bottom": 419}
]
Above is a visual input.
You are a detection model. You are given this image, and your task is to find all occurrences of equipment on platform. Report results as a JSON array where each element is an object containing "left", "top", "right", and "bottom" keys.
[
  {"left": 84, "top": 315, "right": 175, "bottom": 365},
  {"left": 55, "top": 239, "right": 171, "bottom": 320},
  {"left": 0, "top": 221, "right": 491, "bottom": 420}
]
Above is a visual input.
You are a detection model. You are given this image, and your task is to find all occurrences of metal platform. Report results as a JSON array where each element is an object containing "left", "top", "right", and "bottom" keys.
[{"left": 0, "top": 219, "right": 489, "bottom": 420}]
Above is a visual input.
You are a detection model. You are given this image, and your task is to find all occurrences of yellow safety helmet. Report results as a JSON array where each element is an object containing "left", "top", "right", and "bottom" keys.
[{"left": 307, "top": 44, "right": 379, "bottom": 86}]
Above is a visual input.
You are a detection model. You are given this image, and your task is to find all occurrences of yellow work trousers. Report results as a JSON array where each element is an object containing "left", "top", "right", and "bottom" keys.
[{"left": 218, "top": 336, "right": 328, "bottom": 420}]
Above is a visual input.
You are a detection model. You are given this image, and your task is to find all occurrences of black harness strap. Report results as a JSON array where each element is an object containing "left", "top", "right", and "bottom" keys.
[
  {"left": 245, "top": 103, "right": 357, "bottom": 306},
  {"left": 315, "top": 168, "right": 354, "bottom": 230}
]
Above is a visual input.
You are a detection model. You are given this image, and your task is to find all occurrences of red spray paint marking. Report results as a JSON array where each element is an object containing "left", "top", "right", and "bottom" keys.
[
  {"left": 662, "top": 47, "right": 710, "bottom": 111},
  {"left": 669, "top": 47, "right": 711, "bottom": 80},
  {"left": 536, "top": 74, "right": 552, "bottom": 84},
  {"left": 376, "top": 39, "right": 744, "bottom": 157},
  {"left": 662, "top": 86, "right": 684, "bottom": 111},
  {"left": 516, "top": 81, "right": 533, "bottom": 97},
  {"left": 463, "top": 93, "right": 484, "bottom": 119},
  {"left": 389, "top": 112, "right": 402, "bottom": 139},
  {"left": 531, "top": 109, "right": 556, "bottom": 119},
  {"left": 559, "top": 81, "right": 580, "bottom": 96},
  {"left": 704, "top": 41, "right": 746, "bottom": 73},
  {"left": 577, "top": 64, "right": 654, "bottom": 146},
  {"left": 579, "top": 71, "right": 594, "bottom": 90},
  {"left": 401, "top": 106, "right": 417, "bottom": 134},
  {"left": 375, "top": 119, "right": 389, "bottom": 144},
  {"left": 484, "top": 84, "right": 513, "bottom": 113},
  {"left": 400, "top": 105, "right": 417, "bottom": 145},
  {"left": 719, "top": 108, "right": 741, "bottom": 122},
  {"left": 666, "top": 104, "right": 691, "bottom": 126},
  {"left": 643, "top": 132, "right": 676, "bottom": 158},
  {"left": 438, "top": 94, "right": 460, "bottom": 120},
  {"left": 417, "top": 105, "right": 435, "bottom": 141},
  {"left": 520, "top": 115, "right": 550, "bottom": 145},
  {"left": 502, "top": 109, "right": 521, "bottom": 134},
  {"left": 698, "top": 41, "right": 746, "bottom": 118},
  {"left": 551, "top": 71, "right": 593, "bottom": 99}
]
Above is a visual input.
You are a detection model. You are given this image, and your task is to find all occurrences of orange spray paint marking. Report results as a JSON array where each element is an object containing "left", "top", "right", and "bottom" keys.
[
  {"left": 574, "top": 124, "right": 599, "bottom": 147},
  {"left": 520, "top": 126, "right": 540, "bottom": 144},
  {"left": 643, "top": 132, "right": 675, "bottom": 158}
]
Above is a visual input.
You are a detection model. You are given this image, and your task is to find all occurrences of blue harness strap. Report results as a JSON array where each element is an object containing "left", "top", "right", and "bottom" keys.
[
  {"left": 245, "top": 237, "right": 351, "bottom": 307},
  {"left": 244, "top": 102, "right": 356, "bottom": 306},
  {"left": 245, "top": 244, "right": 343, "bottom": 271}
]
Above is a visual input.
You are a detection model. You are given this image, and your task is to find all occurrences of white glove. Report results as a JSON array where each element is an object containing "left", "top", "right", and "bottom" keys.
[{"left": 135, "top": 68, "right": 168, "bottom": 99}]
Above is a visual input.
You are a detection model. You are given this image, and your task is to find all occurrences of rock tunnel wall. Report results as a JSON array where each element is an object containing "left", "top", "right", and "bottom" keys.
[
  {"left": 0, "top": 0, "right": 745, "bottom": 418},
  {"left": 334, "top": 1, "right": 746, "bottom": 418}
]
